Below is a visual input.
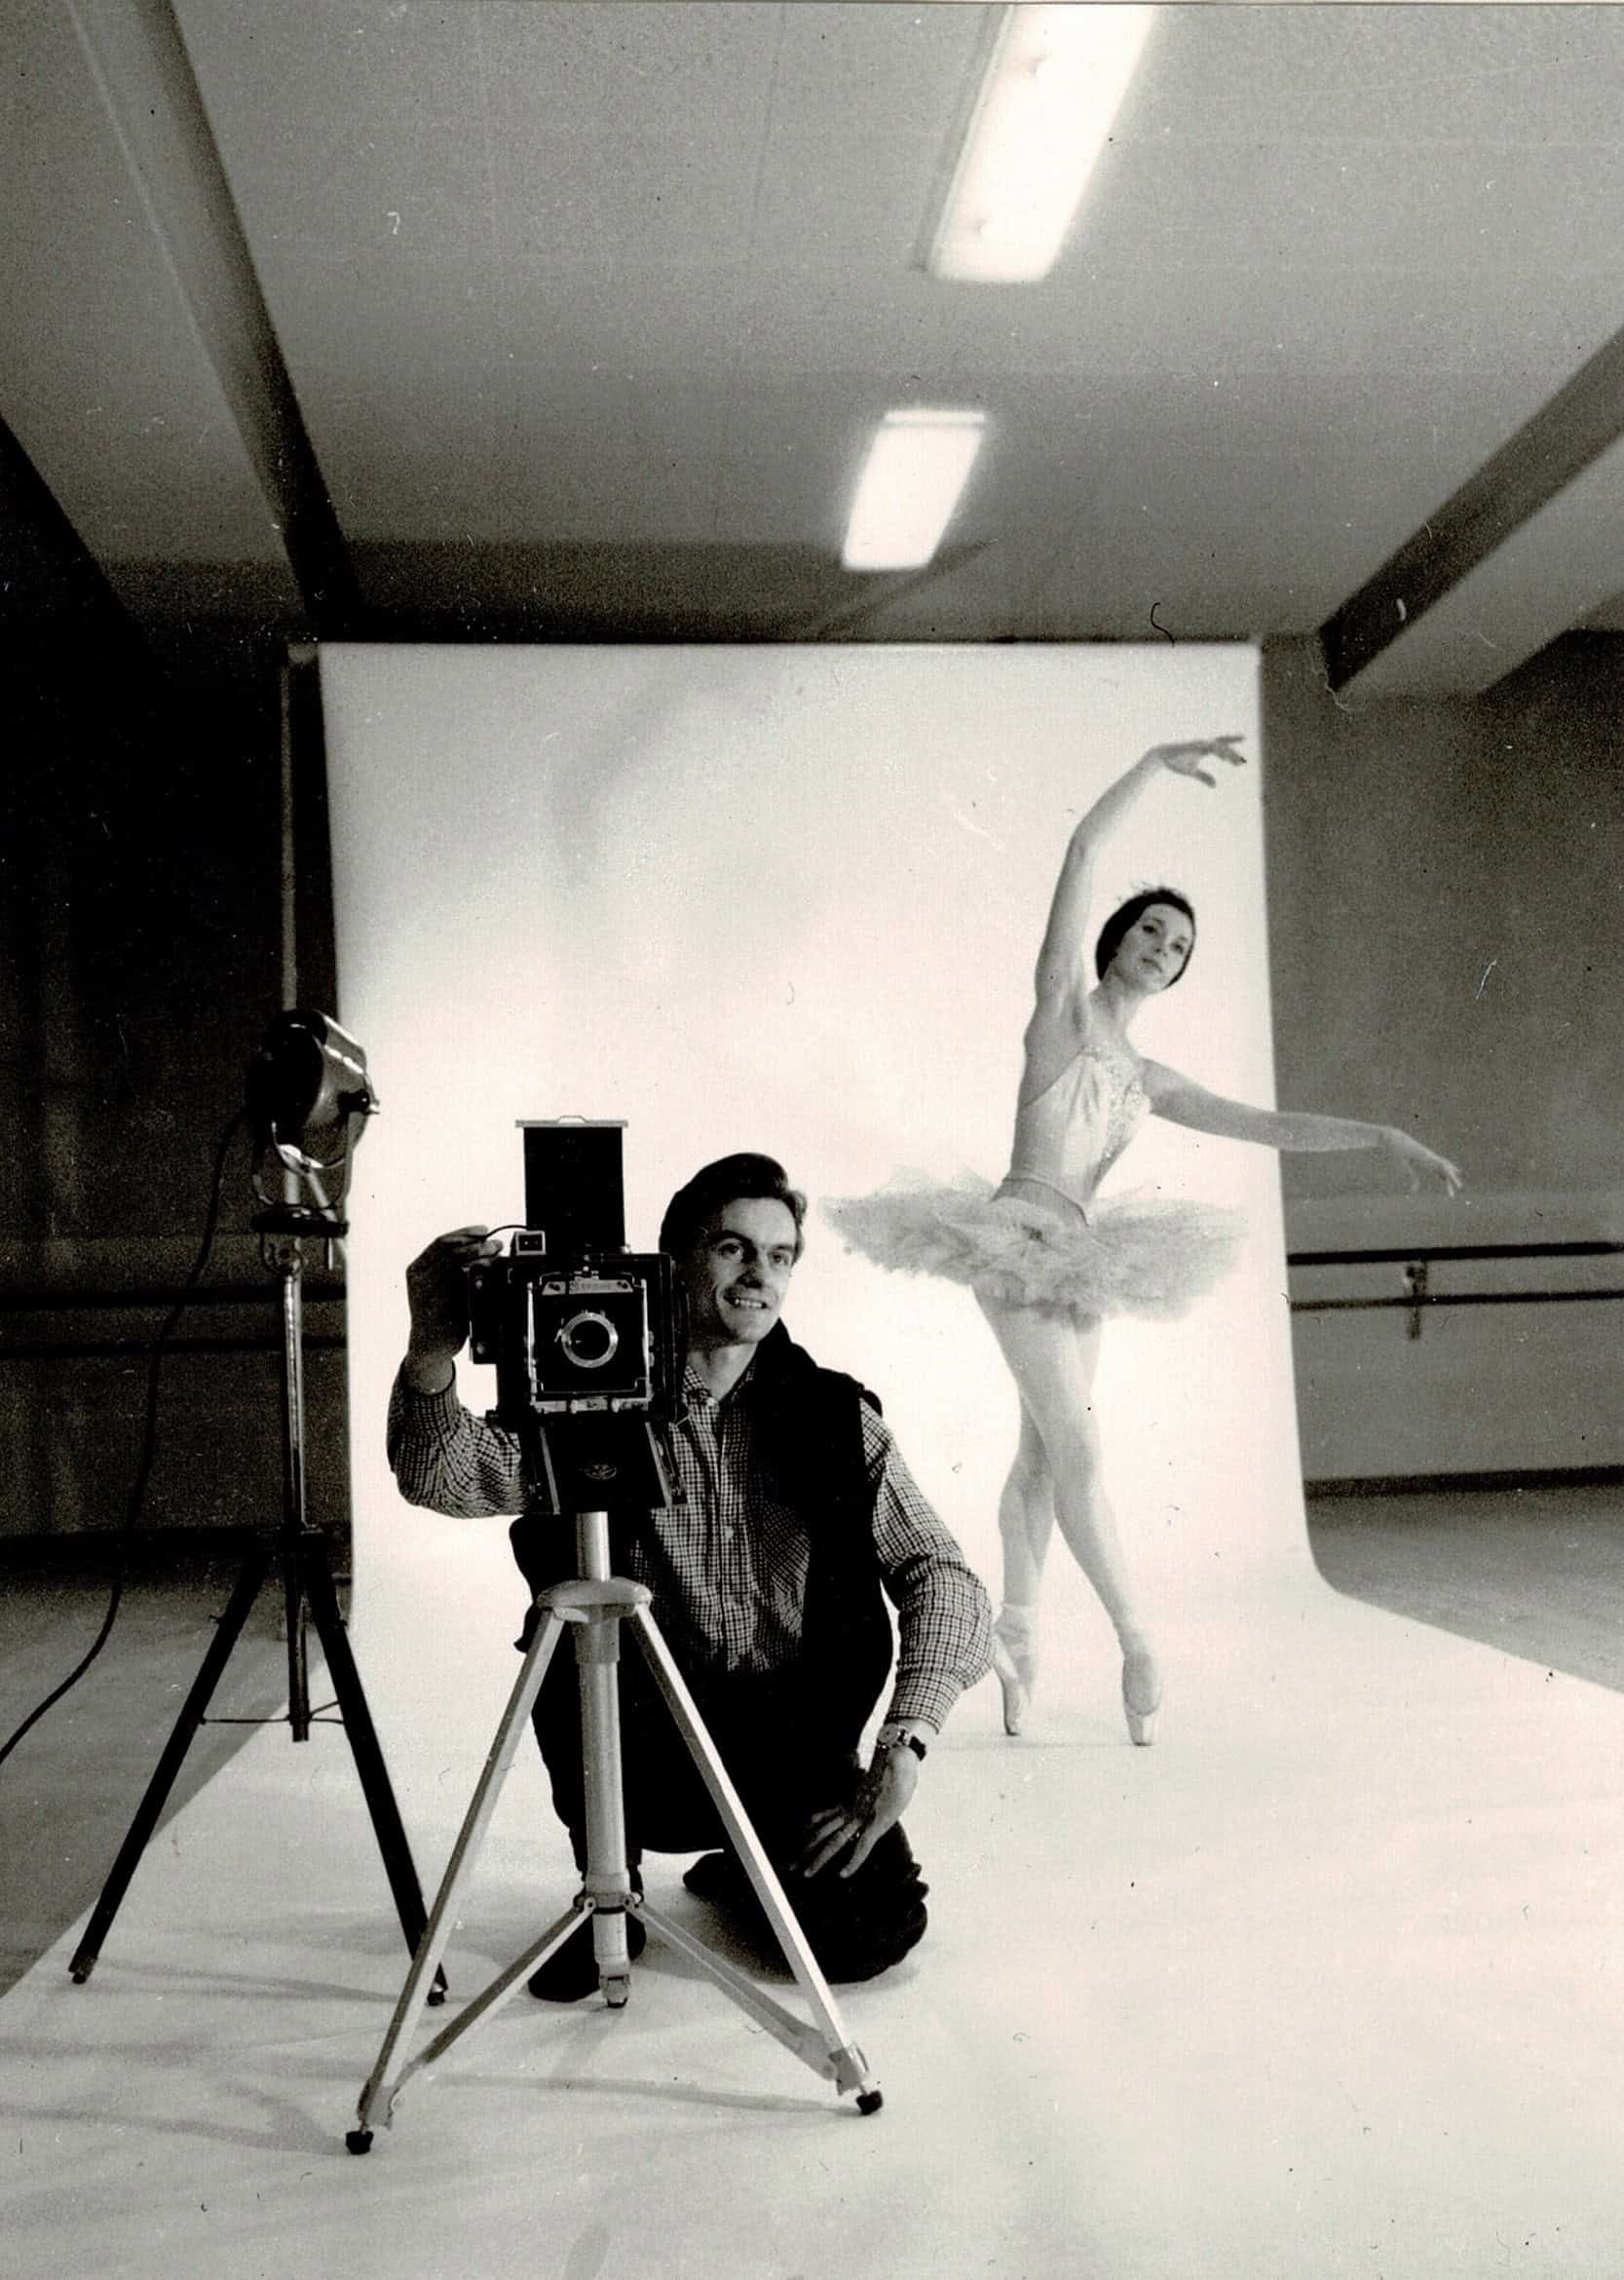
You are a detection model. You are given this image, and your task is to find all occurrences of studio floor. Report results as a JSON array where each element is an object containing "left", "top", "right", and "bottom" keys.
[{"left": 4, "top": 1484, "right": 1623, "bottom": 2280}]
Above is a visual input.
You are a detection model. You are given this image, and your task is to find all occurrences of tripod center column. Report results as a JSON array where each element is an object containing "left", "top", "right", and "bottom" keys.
[{"left": 571, "top": 1509, "right": 635, "bottom": 1988}]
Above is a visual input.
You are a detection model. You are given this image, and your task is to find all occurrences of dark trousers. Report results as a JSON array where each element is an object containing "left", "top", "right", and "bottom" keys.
[{"left": 530, "top": 1646, "right": 928, "bottom": 1983}]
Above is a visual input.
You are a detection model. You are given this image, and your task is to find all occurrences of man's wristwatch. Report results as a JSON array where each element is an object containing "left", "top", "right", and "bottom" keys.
[{"left": 875, "top": 1723, "right": 928, "bottom": 1762}]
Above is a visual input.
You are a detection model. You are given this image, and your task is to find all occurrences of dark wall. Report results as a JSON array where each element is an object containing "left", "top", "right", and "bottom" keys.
[
  {"left": 1262, "top": 631, "right": 1624, "bottom": 1204},
  {"left": 0, "top": 439, "right": 347, "bottom": 1542},
  {"left": 1262, "top": 630, "right": 1624, "bottom": 1482}
]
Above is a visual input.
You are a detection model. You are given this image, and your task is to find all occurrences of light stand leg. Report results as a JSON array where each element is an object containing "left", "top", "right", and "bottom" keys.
[
  {"left": 276, "top": 1255, "right": 314, "bottom": 1739},
  {"left": 68, "top": 1536, "right": 274, "bottom": 1984},
  {"left": 301, "top": 1536, "right": 446, "bottom": 1995},
  {"left": 73, "top": 1223, "right": 440, "bottom": 1995},
  {"left": 267, "top": 1234, "right": 436, "bottom": 1973}
]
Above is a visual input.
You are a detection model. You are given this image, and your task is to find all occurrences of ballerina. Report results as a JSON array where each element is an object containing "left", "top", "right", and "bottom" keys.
[{"left": 824, "top": 738, "right": 1461, "bottom": 1745}]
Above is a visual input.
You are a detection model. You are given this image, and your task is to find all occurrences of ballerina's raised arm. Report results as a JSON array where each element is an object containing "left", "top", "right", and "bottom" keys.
[{"left": 1029, "top": 738, "right": 1248, "bottom": 1014}]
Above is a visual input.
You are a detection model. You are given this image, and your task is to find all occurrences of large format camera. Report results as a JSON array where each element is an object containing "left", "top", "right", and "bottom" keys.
[{"left": 466, "top": 1121, "right": 684, "bottom": 1516}]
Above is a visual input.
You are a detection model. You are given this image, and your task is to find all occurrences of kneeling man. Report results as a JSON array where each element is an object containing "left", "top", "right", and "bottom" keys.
[{"left": 388, "top": 1152, "right": 992, "bottom": 1996}]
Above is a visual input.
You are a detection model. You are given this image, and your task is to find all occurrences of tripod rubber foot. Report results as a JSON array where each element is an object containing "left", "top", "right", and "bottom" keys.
[
  {"left": 856, "top": 2090, "right": 884, "bottom": 2116},
  {"left": 69, "top": 1964, "right": 93, "bottom": 1986},
  {"left": 345, "top": 2130, "right": 374, "bottom": 2155},
  {"left": 426, "top": 1986, "right": 447, "bottom": 2008}
]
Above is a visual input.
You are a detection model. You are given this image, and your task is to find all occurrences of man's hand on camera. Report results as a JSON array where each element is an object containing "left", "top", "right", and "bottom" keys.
[
  {"left": 794, "top": 1744, "right": 921, "bottom": 1881},
  {"left": 403, "top": 1225, "right": 501, "bottom": 1393}
]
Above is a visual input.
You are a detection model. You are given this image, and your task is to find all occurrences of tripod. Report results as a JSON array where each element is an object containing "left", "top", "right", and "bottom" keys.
[
  {"left": 347, "top": 1501, "right": 883, "bottom": 2149},
  {"left": 69, "top": 1209, "right": 443, "bottom": 1999}
]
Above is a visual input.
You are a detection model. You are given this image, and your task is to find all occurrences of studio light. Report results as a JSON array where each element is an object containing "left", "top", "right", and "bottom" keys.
[
  {"left": 842, "top": 408, "right": 986, "bottom": 572},
  {"left": 246, "top": 1007, "right": 377, "bottom": 1216},
  {"left": 927, "top": 4, "right": 1155, "bottom": 285}
]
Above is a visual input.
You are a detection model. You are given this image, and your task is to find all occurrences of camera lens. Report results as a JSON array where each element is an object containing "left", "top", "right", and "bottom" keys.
[{"left": 554, "top": 1309, "right": 619, "bottom": 1369}]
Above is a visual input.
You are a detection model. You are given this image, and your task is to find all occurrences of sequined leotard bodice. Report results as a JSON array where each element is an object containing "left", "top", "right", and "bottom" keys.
[
  {"left": 1007, "top": 1038, "right": 1149, "bottom": 1201},
  {"left": 822, "top": 1024, "right": 1239, "bottom": 1322}
]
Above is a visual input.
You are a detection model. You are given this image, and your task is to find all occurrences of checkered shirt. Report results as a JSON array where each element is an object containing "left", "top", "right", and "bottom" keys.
[{"left": 387, "top": 1354, "right": 991, "bottom": 1733}]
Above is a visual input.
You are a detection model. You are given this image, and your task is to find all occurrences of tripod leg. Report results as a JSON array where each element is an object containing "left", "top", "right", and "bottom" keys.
[
  {"left": 351, "top": 1607, "right": 573, "bottom": 2147},
  {"left": 300, "top": 1534, "right": 446, "bottom": 2000},
  {"left": 353, "top": 1573, "right": 881, "bottom": 2138},
  {"left": 69, "top": 1536, "right": 274, "bottom": 1984},
  {"left": 628, "top": 1607, "right": 882, "bottom": 2109}
]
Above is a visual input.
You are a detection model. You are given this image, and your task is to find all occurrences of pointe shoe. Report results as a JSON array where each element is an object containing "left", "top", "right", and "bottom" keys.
[
  {"left": 990, "top": 1610, "right": 1037, "bottom": 1736},
  {"left": 1120, "top": 1647, "right": 1161, "bottom": 1747},
  {"left": 990, "top": 1634, "right": 1031, "bottom": 1736}
]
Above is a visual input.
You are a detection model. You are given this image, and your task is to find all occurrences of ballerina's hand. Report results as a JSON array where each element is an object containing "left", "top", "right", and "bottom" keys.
[
  {"left": 1150, "top": 736, "right": 1247, "bottom": 787},
  {"left": 1382, "top": 1130, "right": 1464, "bottom": 1196}
]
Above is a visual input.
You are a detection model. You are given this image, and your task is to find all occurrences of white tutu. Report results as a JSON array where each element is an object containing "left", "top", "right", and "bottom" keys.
[{"left": 822, "top": 1172, "right": 1244, "bottom": 1322}]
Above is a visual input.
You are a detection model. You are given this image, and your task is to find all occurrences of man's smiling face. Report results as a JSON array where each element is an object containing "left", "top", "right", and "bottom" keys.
[{"left": 679, "top": 1196, "right": 800, "bottom": 1354}]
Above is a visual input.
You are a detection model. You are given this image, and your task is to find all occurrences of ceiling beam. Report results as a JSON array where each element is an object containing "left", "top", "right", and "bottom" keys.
[
  {"left": 1320, "top": 320, "right": 1624, "bottom": 694},
  {"left": 66, "top": 0, "right": 365, "bottom": 636}
]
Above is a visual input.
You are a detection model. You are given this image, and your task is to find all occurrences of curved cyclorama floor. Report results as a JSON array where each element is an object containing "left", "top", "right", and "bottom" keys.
[{"left": 4, "top": 1519, "right": 1623, "bottom": 2280}]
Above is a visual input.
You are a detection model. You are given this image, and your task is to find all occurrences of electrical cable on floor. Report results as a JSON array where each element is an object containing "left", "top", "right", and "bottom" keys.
[{"left": 0, "top": 1111, "right": 247, "bottom": 1771}]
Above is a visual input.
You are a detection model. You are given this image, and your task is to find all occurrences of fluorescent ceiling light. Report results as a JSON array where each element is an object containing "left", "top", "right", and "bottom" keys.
[
  {"left": 842, "top": 409, "right": 986, "bottom": 572},
  {"left": 928, "top": 4, "right": 1155, "bottom": 284}
]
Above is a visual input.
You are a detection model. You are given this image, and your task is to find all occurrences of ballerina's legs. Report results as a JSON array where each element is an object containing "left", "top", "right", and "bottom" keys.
[{"left": 827, "top": 736, "right": 1461, "bottom": 1744}]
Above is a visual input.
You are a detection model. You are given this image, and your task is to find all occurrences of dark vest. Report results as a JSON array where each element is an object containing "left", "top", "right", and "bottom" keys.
[{"left": 510, "top": 1322, "right": 894, "bottom": 1755}]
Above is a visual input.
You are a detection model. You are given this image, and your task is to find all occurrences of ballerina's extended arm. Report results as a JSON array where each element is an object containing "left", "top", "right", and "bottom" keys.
[
  {"left": 1031, "top": 739, "right": 1247, "bottom": 1007},
  {"left": 1141, "top": 1064, "right": 1463, "bottom": 1193}
]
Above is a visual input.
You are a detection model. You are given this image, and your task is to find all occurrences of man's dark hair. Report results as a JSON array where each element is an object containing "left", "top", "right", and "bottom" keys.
[
  {"left": 659, "top": 1153, "right": 808, "bottom": 1262},
  {"left": 1094, "top": 887, "right": 1197, "bottom": 985}
]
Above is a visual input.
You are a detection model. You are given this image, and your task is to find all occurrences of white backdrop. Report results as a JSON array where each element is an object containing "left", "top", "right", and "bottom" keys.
[{"left": 319, "top": 641, "right": 1302, "bottom": 1726}]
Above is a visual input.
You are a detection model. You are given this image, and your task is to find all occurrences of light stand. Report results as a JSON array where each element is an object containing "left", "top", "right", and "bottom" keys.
[
  {"left": 69, "top": 1014, "right": 444, "bottom": 2000},
  {"left": 347, "top": 1495, "right": 884, "bottom": 2149}
]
